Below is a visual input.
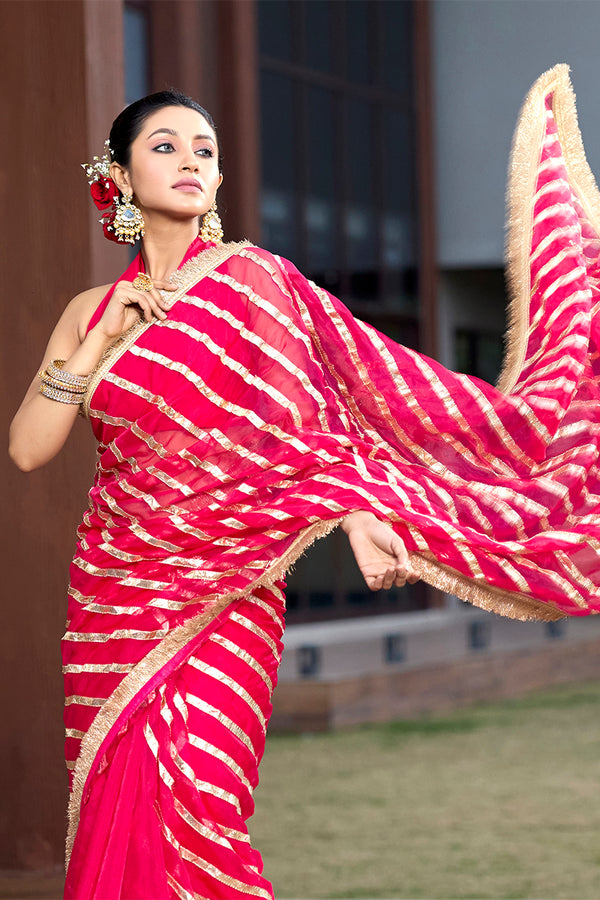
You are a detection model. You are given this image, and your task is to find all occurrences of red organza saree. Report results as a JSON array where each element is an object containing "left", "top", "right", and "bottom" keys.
[{"left": 63, "top": 65, "right": 600, "bottom": 897}]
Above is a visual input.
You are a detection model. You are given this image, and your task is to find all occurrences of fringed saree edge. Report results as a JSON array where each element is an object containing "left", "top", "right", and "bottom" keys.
[
  {"left": 500, "top": 64, "right": 565, "bottom": 392},
  {"left": 409, "top": 553, "right": 567, "bottom": 622},
  {"left": 65, "top": 515, "right": 342, "bottom": 870},
  {"left": 499, "top": 62, "right": 600, "bottom": 393}
]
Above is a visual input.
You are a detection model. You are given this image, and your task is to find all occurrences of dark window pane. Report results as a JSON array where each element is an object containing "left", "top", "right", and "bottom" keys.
[
  {"left": 123, "top": 4, "right": 149, "bottom": 104},
  {"left": 381, "top": 266, "right": 419, "bottom": 316},
  {"left": 383, "top": 108, "right": 416, "bottom": 270},
  {"left": 307, "top": 87, "right": 336, "bottom": 200},
  {"left": 307, "top": 87, "right": 336, "bottom": 271},
  {"left": 455, "top": 329, "right": 504, "bottom": 384},
  {"left": 383, "top": 0, "right": 413, "bottom": 95},
  {"left": 345, "top": 0, "right": 371, "bottom": 84},
  {"left": 309, "top": 591, "right": 334, "bottom": 609},
  {"left": 345, "top": 100, "right": 376, "bottom": 282},
  {"left": 258, "top": 0, "right": 293, "bottom": 61},
  {"left": 347, "top": 99, "right": 373, "bottom": 205},
  {"left": 383, "top": 109, "right": 413, "bottom": 214},
  {"left": 304, "top": 1, "right": 334, "bottom": 73},
  {"left": 260, "top": 71, "right": 297, "bottom": 258}
]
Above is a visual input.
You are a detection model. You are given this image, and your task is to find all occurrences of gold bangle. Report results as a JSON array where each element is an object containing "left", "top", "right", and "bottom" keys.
[
  {"left": 41, "top": 373, "right": 87, "bottom": 394},
  {"left": 44, "top": 360, "right": 90, "bottom": 391},
  {"left": 39, "top": 382, "right": 85, "bottom": 405}
]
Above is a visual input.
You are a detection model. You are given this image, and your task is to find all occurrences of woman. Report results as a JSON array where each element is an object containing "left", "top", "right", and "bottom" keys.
[
  {"left": 9, "top": 65, "right": 600, "bottom": 897},
  {"left": 10, "top": 90, "right": 417, "bottom": 899}
]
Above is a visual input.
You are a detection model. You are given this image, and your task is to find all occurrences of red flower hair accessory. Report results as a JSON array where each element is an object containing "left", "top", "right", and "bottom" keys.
[{"left": 82, "top": 140, "right": 122, "bottom": 243}]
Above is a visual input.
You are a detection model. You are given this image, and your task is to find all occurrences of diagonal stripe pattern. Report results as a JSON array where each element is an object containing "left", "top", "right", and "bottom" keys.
[{"left": 63, "top": 65, "right": 600, "bottom": 897}]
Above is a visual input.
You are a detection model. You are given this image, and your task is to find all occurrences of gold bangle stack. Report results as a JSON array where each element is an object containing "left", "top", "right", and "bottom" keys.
[{"left": 39, "top": 359, "right": 91, "bottom": 405}]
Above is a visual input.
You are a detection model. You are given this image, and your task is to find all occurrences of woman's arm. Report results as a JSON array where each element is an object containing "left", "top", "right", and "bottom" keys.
[
  {"left": 8, "top": 286, "right": 114, "bottom": 471},
  {"left": 9, "top": 278, "right": 176, "bottom": 471},
  {"left": 342, "top": 510, "right": 419, "bottom": 590}
]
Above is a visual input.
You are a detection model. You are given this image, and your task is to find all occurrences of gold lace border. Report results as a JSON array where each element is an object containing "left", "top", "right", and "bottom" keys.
[
  {"left": 65, "top": 516, "right": 342, "bottom": 869},
  {"left": 82, "top": 240, "right": 252, "bottom": 417}
]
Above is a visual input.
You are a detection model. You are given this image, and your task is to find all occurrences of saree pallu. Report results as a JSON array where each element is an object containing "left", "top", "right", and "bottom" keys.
[{"left": 63, "top": 65, "right": 600, "bottom": 897}]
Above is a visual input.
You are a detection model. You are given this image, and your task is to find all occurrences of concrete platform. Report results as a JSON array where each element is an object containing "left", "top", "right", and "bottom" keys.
[
  {"left": 271, "top": 607, "right": 600, "bottom": 731},
  {"left": 278, "top": 606, "right": 600, "bottom": 682}
]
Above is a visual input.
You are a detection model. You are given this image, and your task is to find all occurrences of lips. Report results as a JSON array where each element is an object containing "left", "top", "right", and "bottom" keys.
[{"left": 172, "top": 179, "right": 202, "bottom": 192}]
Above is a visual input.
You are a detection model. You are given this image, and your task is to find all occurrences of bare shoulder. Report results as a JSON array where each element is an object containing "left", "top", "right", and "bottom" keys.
[
  {"left": 59, "top": 283, "right": 113, "bottom": 343},
  {"left": 69, "top": 283, "right": 113, "bottom": 317},
  {"left": 20, "top": 282, "right": 114, "bottom": 402}
]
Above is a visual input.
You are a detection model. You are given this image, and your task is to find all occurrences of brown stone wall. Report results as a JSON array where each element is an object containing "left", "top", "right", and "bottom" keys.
[
  {"left": 271, "top": 638, "right": 600, "bottom": 733},
  {"left": 0, "top": 0, "right": 126, "bottom": 869},
  {"left": 0, "top": 0, "right": 258, "bottom": 869}
]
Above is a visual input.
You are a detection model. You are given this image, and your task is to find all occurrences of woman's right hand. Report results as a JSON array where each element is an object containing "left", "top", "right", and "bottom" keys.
[{"left": 94, "top": 278, "right": 178, "bottom": 342}]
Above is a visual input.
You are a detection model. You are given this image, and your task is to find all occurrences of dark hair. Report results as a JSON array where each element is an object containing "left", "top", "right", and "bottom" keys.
[{"left": 109, "top": 90, "right": 222, "bottom": 171}]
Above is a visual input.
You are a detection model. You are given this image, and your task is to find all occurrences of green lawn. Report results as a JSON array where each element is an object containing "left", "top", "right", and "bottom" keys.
[{"left": 250, "top": 681, "right": 600, "bottom": 899}]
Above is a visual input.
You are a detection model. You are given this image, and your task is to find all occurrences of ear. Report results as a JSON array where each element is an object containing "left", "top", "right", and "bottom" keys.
[
  {"left": 109, "top": 161, "right": 132, "bottom": 196},
  {"left": 217, "top": 173, "right": 223, "bottom": 189}
]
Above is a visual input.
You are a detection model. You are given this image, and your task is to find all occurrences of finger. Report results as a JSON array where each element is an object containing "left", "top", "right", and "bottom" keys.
[
  {"left": 367, "top": 574, "right": 383, "bottom": 592},
  {"left": 127, "top": 277, "right": 177, "bottom": 293},
  {"left": 381, "top": 567, "right": 396, "bottom": 591},
  {"left": 147, "top": 289, "right": 171, "bottom": 318},
  {"left": 407, "top": 570, "right": 420, "bottom": 584},
  {"left": 393, "top": 563, "right": 407, "bottom": 585},
  {"left": 152, "top": 288, "right": 178, "bottom": 313},
  {"left": 136, "top": 297, "right": 155, "bottom": 323},
  {"left": 132, "top": 294, "right": 162, "bottom": 323},
  {"left": 136, "top": 291, "right": 168, "bottom": 321},
  {"left": 389, "top": 534, "right": 410, "bottom": 567},
  {"left": 115, "top": 288, "right": 148, "bottom": 312}
]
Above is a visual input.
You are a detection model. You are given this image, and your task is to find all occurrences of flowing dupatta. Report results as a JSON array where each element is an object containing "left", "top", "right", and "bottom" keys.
[{"left": 64, "top": 65, "right": 600, "bottom": 896}]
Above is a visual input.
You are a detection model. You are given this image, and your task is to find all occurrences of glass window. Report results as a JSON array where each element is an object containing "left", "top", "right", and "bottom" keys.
[
  {"left": 345, "top": 0, "right": 371, "bottom": 84},
  {"left": 455, "top": 329, "right": 504, "bottom": 384},
  {"left": 259, "top": 1, "right": 419, "bottom": 308},
  {"left": 260, "top": 71, "right": 297, "bottom": 259},
  {"left": 345, "top": 99, "right": 376, "bottom": 287},
  {"left": 304, "top": 2, "right": 334, "bottom": 74},
  {"left": 306, "top": 87, "right": 336, "bottom": 272},
  {"left": 258, "top": 0, "right": 293, "bottom": 62},
  {"left": 383, "top": 0, "right": 413, "bottom": 95},
  {"left": 383, "top": 108, "right": 416, "bottom": 275}
]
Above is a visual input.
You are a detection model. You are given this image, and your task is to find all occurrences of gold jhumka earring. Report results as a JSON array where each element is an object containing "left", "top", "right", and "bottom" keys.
[
  {"left": 113, "top": 193, "right": 145, "bottom": 243},
  {"left": 200, "top": 201, "right": 224, "bottom": 243}
]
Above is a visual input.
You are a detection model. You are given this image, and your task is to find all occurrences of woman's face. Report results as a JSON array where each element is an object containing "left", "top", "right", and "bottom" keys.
[{"left": 114, "top": 105, "right": 223, "bottom": 221}]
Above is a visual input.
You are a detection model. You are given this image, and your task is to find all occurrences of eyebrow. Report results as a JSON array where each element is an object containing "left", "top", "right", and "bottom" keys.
[{"left": 147, "top": 127, "right": 215, "bottom": 142}]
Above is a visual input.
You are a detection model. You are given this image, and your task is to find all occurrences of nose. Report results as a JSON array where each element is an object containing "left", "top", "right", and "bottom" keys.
[{"left": 179, "top": 150, "right": 199, "bottom": 173}]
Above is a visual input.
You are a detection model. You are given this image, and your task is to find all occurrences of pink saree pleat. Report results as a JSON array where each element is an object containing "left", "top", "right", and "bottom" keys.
[
  {"left": 65, "top": 586, "right": 283, "bottom": 899},
  {"left": 63, "top": 65, "right": 600, "bottom": 896}
]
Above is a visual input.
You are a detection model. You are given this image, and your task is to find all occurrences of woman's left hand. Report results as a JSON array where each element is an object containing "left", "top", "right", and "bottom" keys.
[{"left": 342, "top": 511, "right": 419, "bottom": 591}]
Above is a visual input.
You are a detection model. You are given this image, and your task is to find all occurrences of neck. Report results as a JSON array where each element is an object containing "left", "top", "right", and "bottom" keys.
[{"left": 139, "top": 217, "right": 201, "bottom": 281}]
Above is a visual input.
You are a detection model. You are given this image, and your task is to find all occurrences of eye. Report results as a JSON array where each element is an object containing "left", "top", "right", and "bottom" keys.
[
  {"left": 195, "top": 146, "right": 214, "bottom": 158},
  {"left": 152, "top": 142, "right": 174, "bottom": 153}
]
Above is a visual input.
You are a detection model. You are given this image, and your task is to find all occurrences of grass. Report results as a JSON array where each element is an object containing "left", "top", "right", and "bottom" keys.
[{"left": 250, "top": 681, "right": 600, "bottom": 899}]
